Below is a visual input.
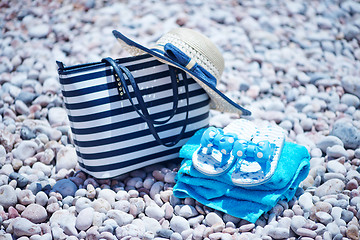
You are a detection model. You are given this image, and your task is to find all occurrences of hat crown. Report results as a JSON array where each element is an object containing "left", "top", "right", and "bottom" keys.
[{"left": 156, "top": 28, "right": 224, "bottom": 81}]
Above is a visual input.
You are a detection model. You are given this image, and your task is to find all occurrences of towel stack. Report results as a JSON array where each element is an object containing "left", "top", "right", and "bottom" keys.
[{"left": 173, "top": 128, "right": 311, "bottom": 223}]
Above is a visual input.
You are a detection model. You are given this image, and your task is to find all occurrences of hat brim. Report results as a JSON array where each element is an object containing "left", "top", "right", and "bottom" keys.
[{"left": 112, "top": 30, "right": 251, "bottom": 116}]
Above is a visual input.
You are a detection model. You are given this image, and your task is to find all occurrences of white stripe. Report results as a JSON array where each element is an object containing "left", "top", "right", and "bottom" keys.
[
  {"left": 60, "top": 56, "right": 159, "bottom": 79},
  {"left": 65, "top": 84, "right": 203, "bottom": 117},
  {"left": 68, "top": 94, "right": 209, "bottom": 129},
  {"left": 76, "top": 119, "right": 208, "bottom": 166},
  {"left": 73, "top": 104, "right": 209, "bottom": 141}
]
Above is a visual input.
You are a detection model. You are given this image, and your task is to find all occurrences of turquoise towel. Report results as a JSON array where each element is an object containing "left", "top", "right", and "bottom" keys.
[{"left": 173, "top": 129, "right": 310, "bottom": 223}]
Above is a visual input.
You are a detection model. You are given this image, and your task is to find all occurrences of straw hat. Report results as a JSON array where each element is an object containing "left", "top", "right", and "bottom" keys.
[{"left": 113, "top": 28, "right": 251, "bottom": 116}]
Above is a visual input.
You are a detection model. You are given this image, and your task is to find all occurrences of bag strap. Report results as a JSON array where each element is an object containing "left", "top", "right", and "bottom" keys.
[{"left": 102, "top": 57, "right": 189, "bottom": 147}]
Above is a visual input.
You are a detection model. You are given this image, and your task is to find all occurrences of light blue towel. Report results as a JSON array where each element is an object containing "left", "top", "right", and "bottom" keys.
[{"left": 173, "top": 129, "right": 310, "bottom": 223}]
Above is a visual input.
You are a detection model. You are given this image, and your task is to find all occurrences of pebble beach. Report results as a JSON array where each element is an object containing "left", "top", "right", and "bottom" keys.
[{"left": 1, "top": 0, "right": 360, "bottom": 239}]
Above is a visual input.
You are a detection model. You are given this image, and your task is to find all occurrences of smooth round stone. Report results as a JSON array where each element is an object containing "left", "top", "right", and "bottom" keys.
[
  {"left": 170, "top": 216, "right": 190, "bottom": 233},
  {"left": 49, "top": 209, "right": 77, "bottom": 235},
  {"left": 76, "top": 207, "right": 94, "bottom": 231},
  {"left": 316, "top": 136, "right": 343, "bottom": 153},
  {"left": 12, "top": 140, "right": 38, "bottom": 161},
  {"left": 164, "top": 172, "right": 176, "bottom": 184},
  {"left": 346, "top": 224, "right": 359, "bottom": 239},
  {"left": 298, "top": 192, "right": 314, "bottom": 212},
  {"left": 178, "top": 205, "right": 198, "bottom": 218},
  {"left": 327, "top": 145, "right": 349, "bottom": 159},
  {"left": 291, "top": 215, "right": 307, "bottom": 232},
  {"left": 21, "top": 203, "right": 47, "bottom": 223},
  {"left": 16, "top": 91, "right": 37, "bottom": 105},
  {"left": 314, "top": 201, "right": 332, "bottom": 213},
  {"left": 268, "top": 227, "right": 289, "bottom": 239},
  {"left": 330, "top": 119, "right": 360, "bottom": 149},
  {"left": 98, "top": 189, "right": 116, "bottom": 205},
  {"left": 28, "top": 24, "right": 50, "bottom": 38},
  {"left": 204, "top": 212, "right": 224, "bottom": 227},
  {"left": 143, "top": 178, "right": 155, "bottom": 190},
  {"left": 145, "top": 204, "right": 165, "bottom": 220},
  {"left": 9, "top": 172, "right": 28, "bottom": 188},
  {"left": 13, "top": 217, "right": 42, "bottom": 237},
  {"left": 341, "top": 210, "right": 354, "bottom": 223},
  {"left": 355, "top": 148, "right": 360, "bottom": 158},
  {"left": 315, "top": 212, "right": 333, "bottom": 225},
  {"left": 157, "top": 229, "right": 174, "bottom": 238},
  {"left": 20, "top": 126, "right": 36, "bottom": 140},
  {"left": 327, "top": 161, "right": 347, "bottom": 175},
  {"left": 141, "top": 216, "right": 161, "bottom": 234},
  {"left": 315, "top": 179, "right": 345, "bottom": 197},
  {"left": 48, "top": 107, "right": 68, "bottom": 126},
  {"left": 326, "top": 221, "right": 340, "bottom": 236},
  {"left": 51, "top": 179, "right": 78, "bottom": 197},
  {"left": 170, "top": 232, "right": 182, "bottom": 240},
  {"left": 296, "top": 227, "right": 317, "bottom": 238},
  {"left": 341, "top": 93, "right": 360, "bottom": 108},
  {"left": 150, "top": 181, "right": 164, "bottom": 199},
  {"left": 91, "top": 198, "right": 111, "bottom": 214},
  {"left": 346, "top": 179, "right": 359, "bottom": 190},
  {"left": 56, "top": 146, "right": 77, "bottom": 172},
  {"left": 35, "top": 191, "right": 48, "bottom": 207}
]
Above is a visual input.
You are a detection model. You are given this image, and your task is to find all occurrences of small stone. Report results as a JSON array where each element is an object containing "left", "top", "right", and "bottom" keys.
[
  {"left": 170, "top": 216, "right": 190, "bottom": 233},
  {"left": 315, "top": 179, "right": 345, "bottom": 197},
  {"left": 107, "top": 210, "right": 133, "bottom": 226},
  {"left": 298, "top": 192, "right": 314, "bottom": 212},
  {"left": 48, "top": 107, "right": 68, "bottom": 126},
  {"left": 268, "top": 227, "right": 289, "bottom": 239},
  {"left": 18, "top": 190, "right": 36, "bottom": 206},
  {"left": 76, "top": 207, "right": 94, "bottom": 231},
  {"left": 346, "top": 179, "right": 359, "bottom": 190},
  {"left": 341, "top": 210, "right": 354, "bottom": 223},
  {"left": 315, "top": 212, "right": 333, "bottom": 225},
  {"left": 35, "top": 191, "right": 48, "bottom": 207},
  {"left": 157, "top": 229, "right": 174, "bottom": 238},
  {"left": 28, "top": 24, "right": 50, "bottom": 38},
  {"left": 327, "top": 145, "right": 349, "bottom": 159},
  {"left": 327, "top": 160, "right": 347, "bottom": 174},
  {"left": 21, "top": 204, "right": 47, "bottom": 223},
  {"left": 346, "top": 224, "right": 359, "bottom": 240},
  {"left": 239, "top": 223, "right": 255, "bottom": 232},
  {"left": 341, "top": 93, "right": 360, "bottom": 108},
  {"left": 204, "top": 212, "right": 224, "bottom": 226},
  {"left": 56, "top": 146, "right": 77, "bottom": 172},
  {"left": 9, "top": 172, "right": 28, "bottom": 188},
  {"left": 142, "top": 216, "right": 161, "bottom": 234},
  {"left": 145, "top": 204, "right": 165, "bottom": 220},
  {"left": 98, "top": 189, "right": 116, "bottom": 205},
  {"left": 331, "top": 119, "right": 360, "bottom": 149},
  {"left": 113, "top": 200, "right": 130, "bottom": 212},
  {"left": 178, "top": 205, "right": 198, "bottom": 218},
  {"left": 316, "top": 136, "right": 344, "bottom": 152},
  {"left": 291, "top": 215, "right": 307, "bottom": 231},
  {"left": 12, "top": 140, "right": 38, "bottom": 161},
  {"left": 296, "top": 227, "right": 317, "bottom": 238},
  {"left": 20, "top": 126, "right": 36, "bottom": 140},
  {"left": 51, "top": 179, "right": 78, "bottom": 197},
  {"left": 150, "top": 181, "right": 164, "bottom": 199},
  {"left": 13, "top": 217, "right": 41, "bottom": 237}
]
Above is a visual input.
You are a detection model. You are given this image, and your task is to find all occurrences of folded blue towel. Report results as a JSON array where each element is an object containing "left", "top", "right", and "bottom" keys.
[{"left": 173, "top": 129, "right": 310, "bottom": 223}]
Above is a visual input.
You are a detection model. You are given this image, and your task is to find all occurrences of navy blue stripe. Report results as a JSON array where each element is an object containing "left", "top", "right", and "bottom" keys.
[
  {"left": 63, "top": 77, "right": 197, "bottom": 110},
  {"left": 76, "top": 128, "right": 205, "bottom": 161},
  {"left": 60, "top": 59, "right": 164, "bottom": 85},
  {"left": 78, "top": 146, "right": 182, "bottom": 172},
  {"left": 58, "top": 54, "right": 154, "bottom": 75},
  {"left": 67, "top": 88, "right": 207, "bottom": 122},
  {"left": 70, "top": 97, "right": 209, "bottom": 135},
  {"left": 62, "top": 70, "right": 172, "bottom": 97},
  {"left": 73, "top": 111, "right": 209, "bottom": 147}
]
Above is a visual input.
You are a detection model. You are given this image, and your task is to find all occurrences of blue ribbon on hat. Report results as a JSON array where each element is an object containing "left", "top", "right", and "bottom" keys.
[{"left": 163, "top": 43, "right": 217, "bottom": 87}]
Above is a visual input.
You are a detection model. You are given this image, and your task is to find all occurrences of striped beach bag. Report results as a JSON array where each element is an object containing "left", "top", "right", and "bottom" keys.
[{"left": 57, "top": 54, "right": 210, "bottom": 179}]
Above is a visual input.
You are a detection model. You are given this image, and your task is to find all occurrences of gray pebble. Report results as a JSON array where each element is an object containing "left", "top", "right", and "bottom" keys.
[
  {"left": 331, "top": 119, "right": 360, "bottom": 149},
  {"left": 316, "top": 136, "right": 344, "bottom": 152}
]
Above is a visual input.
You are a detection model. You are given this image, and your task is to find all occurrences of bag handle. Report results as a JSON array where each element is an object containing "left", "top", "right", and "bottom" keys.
[{"left": 102, "top": 57, "right": 189, "bottom": 147}]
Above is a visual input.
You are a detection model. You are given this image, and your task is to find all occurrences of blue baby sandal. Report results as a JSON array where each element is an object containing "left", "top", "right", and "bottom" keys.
[
  {"left": 230, "top": 120, "right": 286, "bottom": 186},
  {"left": 192, "top": 127, "right": 239, "bottom": 176}
]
